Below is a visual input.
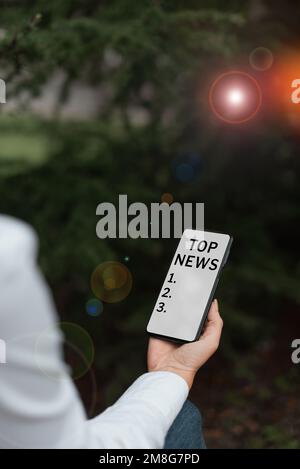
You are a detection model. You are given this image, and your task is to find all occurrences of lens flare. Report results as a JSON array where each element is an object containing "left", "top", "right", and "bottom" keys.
[
  {"left": 91, "top": 261, "right": 132, "bottom": 303},
  {"left": 161, "top": 193, "right": 174, "bottom": 204},
  {"left": 173, "top": 152, "right": 202, "bottom": 183},
  {"left": 249, "top": 47, "right": 274, "bottom": 71},
  {"left": 35, "top": 322, "right": 95, "bottom": 380},
  {"left": 227, "top": 88, "right": 244, "bottom": 106},
  {"left": 4, "top": 329, "right": 97, "bottom": 446},
  {"left": 268, "top": 53, "right": 300, "bottom": 131},
  {"left": 86, "top": 298, "right": 103, "bottom": 317},
  {"left": 209, "top": 71, "right": 262, "bottom": 124}
]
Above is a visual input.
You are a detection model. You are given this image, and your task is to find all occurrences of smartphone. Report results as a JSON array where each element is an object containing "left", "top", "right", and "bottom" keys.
[{"left": 146, "top": 229, "right": 233, "bottom": 343}]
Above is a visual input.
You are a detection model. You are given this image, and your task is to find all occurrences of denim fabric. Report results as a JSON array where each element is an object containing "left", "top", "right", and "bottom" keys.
[{"left": 164, "top": 400, "right": 206, "bottom": 449}]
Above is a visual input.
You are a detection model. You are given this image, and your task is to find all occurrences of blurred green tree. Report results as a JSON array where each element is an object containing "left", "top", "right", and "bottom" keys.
[{"left": 0, "top": 2, "right": 299, "bottom": 441}]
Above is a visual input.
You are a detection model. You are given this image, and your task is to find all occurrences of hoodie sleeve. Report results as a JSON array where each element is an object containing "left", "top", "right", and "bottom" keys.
[{"left": 0, "top": 215, "right": 188, "bottom": 449}]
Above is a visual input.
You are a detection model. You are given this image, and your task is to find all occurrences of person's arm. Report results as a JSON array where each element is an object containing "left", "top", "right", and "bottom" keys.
[
  {"left": 0, "top": 216, "right": 222, "bottom": 449},
  {"left": 0, "top": 216, "right": 188, "bottom": 449},
  {"left": 85, "top": 371, "right": 188, "bottom": 448}
]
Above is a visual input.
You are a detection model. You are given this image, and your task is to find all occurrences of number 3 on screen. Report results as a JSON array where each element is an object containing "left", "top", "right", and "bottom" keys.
[{"left": 156, "top": 302, "right": 166, "bottom": 313}]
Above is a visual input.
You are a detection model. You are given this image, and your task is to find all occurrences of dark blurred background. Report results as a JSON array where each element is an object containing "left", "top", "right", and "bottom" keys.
[{"left": 0, "top": 0, "right": 300, "bottom": 448}]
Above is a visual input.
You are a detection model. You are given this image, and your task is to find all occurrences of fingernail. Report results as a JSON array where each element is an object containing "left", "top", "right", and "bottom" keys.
[{"left": 214, "top": 298, "right": 219, "bottom": 310}]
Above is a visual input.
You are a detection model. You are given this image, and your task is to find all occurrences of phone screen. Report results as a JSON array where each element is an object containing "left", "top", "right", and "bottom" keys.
[{"left": 147, "top": 229, "right": 232, "bottom": 342}]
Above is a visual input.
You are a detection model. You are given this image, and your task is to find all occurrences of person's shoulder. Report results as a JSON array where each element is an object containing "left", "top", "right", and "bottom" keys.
[{"left": 0, "top": 215, "right": 38, "bottom": 275}]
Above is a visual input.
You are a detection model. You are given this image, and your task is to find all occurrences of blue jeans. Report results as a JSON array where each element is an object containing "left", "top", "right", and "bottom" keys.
[{"left": 164, "top": 400, "right": 206, "bottom": 449}]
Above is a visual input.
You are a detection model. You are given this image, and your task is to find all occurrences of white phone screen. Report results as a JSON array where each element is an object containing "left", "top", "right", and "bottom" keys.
[{"left": 147, "top": 229, "right": 232, "bottom": 342}]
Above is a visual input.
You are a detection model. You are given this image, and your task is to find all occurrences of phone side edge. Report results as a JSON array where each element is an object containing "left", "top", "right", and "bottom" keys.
[{"left": 193, "top": 235, "right": 233, "bottom": 341}]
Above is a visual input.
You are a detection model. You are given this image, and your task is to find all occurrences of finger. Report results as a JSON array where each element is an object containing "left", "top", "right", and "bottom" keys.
[
  {"left": 207, "top": 299, "right": 220, "bottom": 322},
  {"left": 207, "top": 299, "right": 223, "bottom": 327},
  {"left": 201, "top": 299, "right": 223, "bottom": 342}
]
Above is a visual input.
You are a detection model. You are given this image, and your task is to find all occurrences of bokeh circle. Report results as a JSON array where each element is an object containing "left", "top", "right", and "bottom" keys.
[
  {"left": 175, "top": 163, "right": 194, "bottom": 182},
  {"left": 172, "top": 152, "right": 202, "bottom": 183},
  {"left": 86, "top": 298, "right": 103, "bottom": 317},
  {"left": 209, "top": 70, "right": 262, "bottom": 124},
  {"left": 161, "top": 193, "right": 174, "bottom": 204},
  {"left": 249, "top": 47, "right": 274, "bottom": 71},
  {"left": 35, "top": 322, "right": 95, "bottom": 380},
  {"left": 91, "top": 261, "right": 132, "bottom": 303}
]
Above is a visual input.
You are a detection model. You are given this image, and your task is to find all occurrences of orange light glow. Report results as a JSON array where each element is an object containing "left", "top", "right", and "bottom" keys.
[{"left": 270, "top": 52, "right": 300, "bottom": 128}]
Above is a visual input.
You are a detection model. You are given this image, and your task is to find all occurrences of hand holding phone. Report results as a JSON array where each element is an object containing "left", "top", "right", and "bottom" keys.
[{"left": 147, "top": 299, "right": 223, "bottom": 389}]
